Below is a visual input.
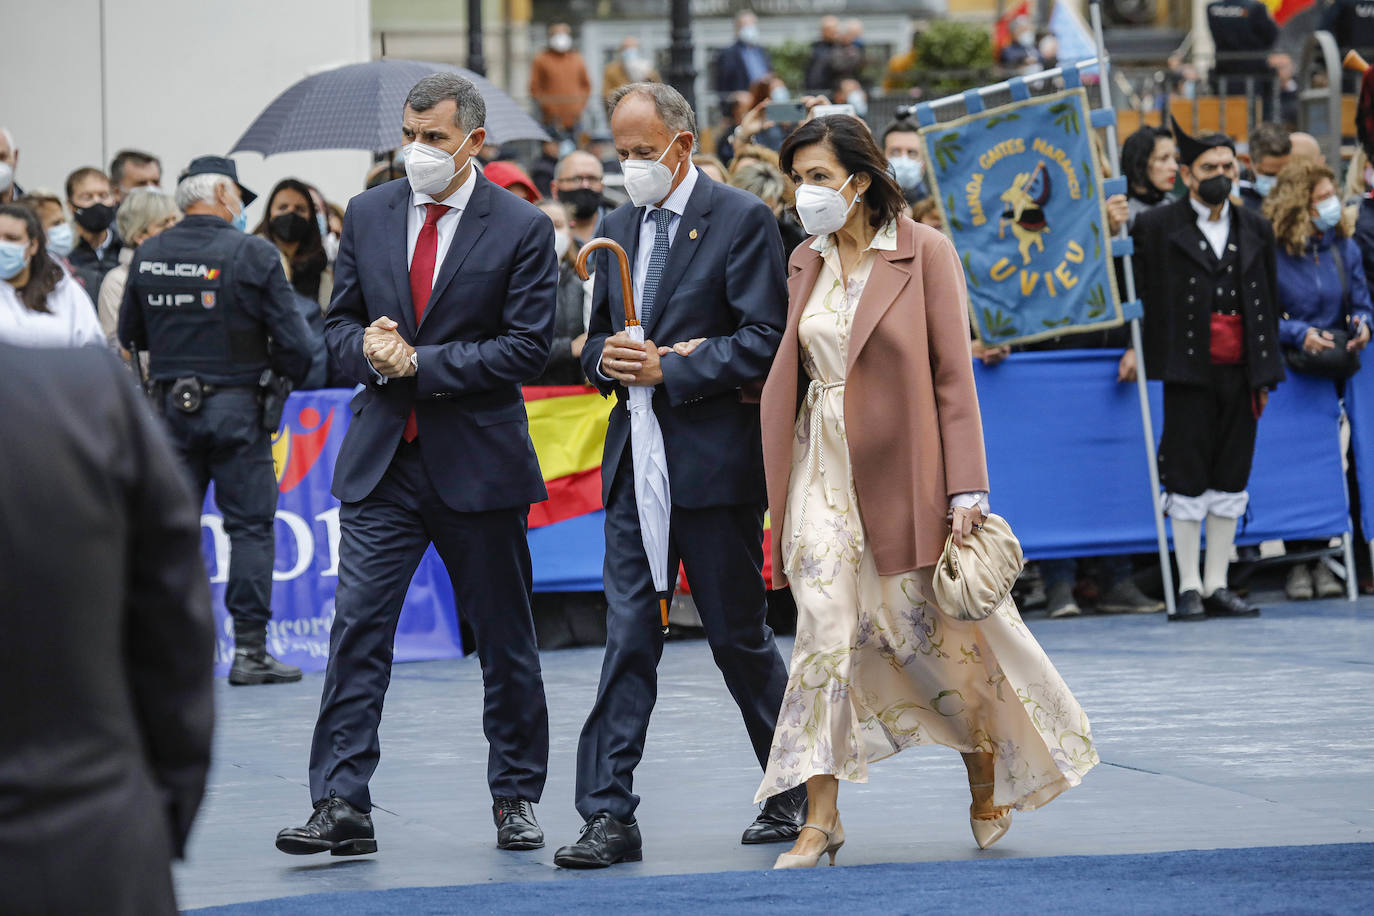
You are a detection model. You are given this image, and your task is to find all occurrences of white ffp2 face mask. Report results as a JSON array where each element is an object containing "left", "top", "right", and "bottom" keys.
[
  {"left": 622, "top": 133, "right": 685, "bottom": 208},
  {"left": 794, "top": 173, "right": 858, "bottom": 237},
  {"left": 554, "top": 230, "right": 571, "bottom": 260},
  {"left": 404, "top": 130, "right": 475, "bottom": 196}
]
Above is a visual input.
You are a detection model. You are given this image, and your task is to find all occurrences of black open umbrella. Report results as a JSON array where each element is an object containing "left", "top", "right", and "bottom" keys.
[{"left": 231, "top": 59, "right": 549, "bottom": 155}]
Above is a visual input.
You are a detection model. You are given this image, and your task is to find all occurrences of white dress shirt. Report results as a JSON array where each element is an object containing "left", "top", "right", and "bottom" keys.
[
  {"left": 369, "top": 165, "right": 479, "bottom": 382},
  {"left": 0, "top": 270, "right": 104, "bottom": 348},
  {"left": 632, "top": 164, "right": 699, "bottom": 321},
  {"left": 407, "top": 163, "right": 478, "bottom": 287},
  {"left": 1189, "top": 195, "right": 1232, "bottom": 260}
]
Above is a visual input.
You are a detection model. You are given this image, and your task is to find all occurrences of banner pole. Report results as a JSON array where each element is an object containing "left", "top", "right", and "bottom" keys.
[{"left": 1088, "top": 0, "right": 1177, "bottom": 617}]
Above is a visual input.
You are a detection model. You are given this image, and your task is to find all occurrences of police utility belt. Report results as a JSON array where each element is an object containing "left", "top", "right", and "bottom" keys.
[{"left": 150, "top": 370, "right": 292, "bottom": 432}]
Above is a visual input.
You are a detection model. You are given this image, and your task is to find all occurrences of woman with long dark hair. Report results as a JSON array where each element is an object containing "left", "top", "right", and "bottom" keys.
[
  {"left": 0, "top": 203, "right": 103, "bottom": 347},
  {"left": 252, "top": 178, "right": 332, "bottom": 308},
  {"left": 757, "top": 116, "right": 1097, "bottom": 867},
  {"left": 1120, "top": 125, "right": 1179, "bottom": 228}
]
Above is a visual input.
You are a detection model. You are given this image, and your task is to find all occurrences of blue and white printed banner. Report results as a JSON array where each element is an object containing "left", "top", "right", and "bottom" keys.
[{"left": 920, "top": 88, "right": 1123, "bottom": 346}]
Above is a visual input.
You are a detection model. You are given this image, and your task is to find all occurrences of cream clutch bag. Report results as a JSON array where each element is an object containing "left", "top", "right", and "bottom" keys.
[{"left": 931, "top": 513, "right": 1025, "bottom": 621}]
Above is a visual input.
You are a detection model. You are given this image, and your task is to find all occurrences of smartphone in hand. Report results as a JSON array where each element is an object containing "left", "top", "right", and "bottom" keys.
[{"left": 765, "top": 101, "right": 808, "bottom": 124}]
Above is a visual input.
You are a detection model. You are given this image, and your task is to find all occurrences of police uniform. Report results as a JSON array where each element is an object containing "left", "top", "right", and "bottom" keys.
[
  {"left": 1322, "top": 0, "right": 1374, "bottom": 90},
  {"left": 1207, "top": 0, "right": 1279, "bottom": 95},
  {"left": 118, "top": 157, "right": 313, "bottom": 682},
  {"left": 1131, "top": 123, "right": 1285, "bottom": 620}
]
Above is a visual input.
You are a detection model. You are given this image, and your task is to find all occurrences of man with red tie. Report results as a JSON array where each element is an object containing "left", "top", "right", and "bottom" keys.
[{"left": 275, "top": 73, "right": 559, "bottom": 857}]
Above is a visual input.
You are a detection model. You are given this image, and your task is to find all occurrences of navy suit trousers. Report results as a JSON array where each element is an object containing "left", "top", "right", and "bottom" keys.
[
  {"left": 574, "top": 457, "right": 790, "bottom": 821},
  {"left": 309, "top": 440, "right": 550, "bottom": 810}
]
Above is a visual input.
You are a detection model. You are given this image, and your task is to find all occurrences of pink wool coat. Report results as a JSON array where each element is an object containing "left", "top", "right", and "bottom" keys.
[{"left": 762, "top": 216, "right": 990, "bottom": 585}]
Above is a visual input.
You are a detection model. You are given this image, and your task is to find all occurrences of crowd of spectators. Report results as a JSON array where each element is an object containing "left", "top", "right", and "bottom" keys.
[{"left": 4, "top": 9, "right": 1372, "bottom": 620}]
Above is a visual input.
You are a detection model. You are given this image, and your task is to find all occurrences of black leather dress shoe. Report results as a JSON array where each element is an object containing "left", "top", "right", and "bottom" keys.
[
  {"left": 493, "top": 797, "right": 544, "bottom": 850},
  {"left": 276, "top": 797, "right": 376, "bottom": 856},
  {"left": 1169, "top": 589, "right": 1207, "bottom": 622},
  {"left": 229, "top": 646, "right": 303, "bottom": 685},
  {"left": 741, "top": 785, "right": 807, "bottom": 844},
  {"left": 552, "top": 812, "right": 642, "bottom": 869},
  {"left": 1203, "top": 588, "right": 1260, "bottom": 618}
]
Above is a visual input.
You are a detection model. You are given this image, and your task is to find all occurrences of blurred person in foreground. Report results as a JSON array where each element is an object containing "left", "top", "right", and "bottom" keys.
[
  {"left": 1132, "top": 119, "right": 1285, "bottom": 621},
  {"left": 98, "top": 187, "right": 180, "bottom": 347},
  {"left": 759, "top": 114, "right": 1095, "bottom": 867},
  {"left": 0, "top": 342, "right": 213, "bottom": 916},
  {"left": 0, "top": 203, "right": 102, "bottom": 347},
  {"left": 110, "top": 148, "right": 162, "bottom": 203},
  {"left": 534, "top": 198, "right": 589, "bottom": 385},
  {"left": 1266, "top": 159, "right": 1373, "bottom": 600},
  {"left": 552, "top": 81, "right": 802, "bottom": 869},
  {"left": 253, "top": 178, "right": 333, "bottom": 309},
  {"left": 530, "top": 22, "right": 592, "bottom": 142},
  {"left": 118, "top": 156, "right": 314, "bottom": 681}
]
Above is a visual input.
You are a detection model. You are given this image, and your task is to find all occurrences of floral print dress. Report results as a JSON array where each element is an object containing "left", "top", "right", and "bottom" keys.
[{"left": 756, "top": 225, "right": 1098, "bottom": 811}]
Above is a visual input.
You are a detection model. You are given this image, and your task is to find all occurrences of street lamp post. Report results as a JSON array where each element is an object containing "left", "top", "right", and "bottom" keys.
[
  {"left": 667, "top": 0, "right": 697, "bottom": 113},
  {"left": 468, "top": 0, "right": 487, "bottom": 76}
]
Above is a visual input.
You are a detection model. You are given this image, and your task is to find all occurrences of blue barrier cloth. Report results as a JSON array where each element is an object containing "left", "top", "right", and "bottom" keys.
[
  {"left": 973, "top": 351, "right": 1348, "bottom": 558},
  {"left": 200, "top": 359, "right": 1350, "bottom": 672}
]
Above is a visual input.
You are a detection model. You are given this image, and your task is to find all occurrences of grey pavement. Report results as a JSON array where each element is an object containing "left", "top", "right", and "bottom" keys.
[{"left": 175, "top": 597, "right": 1374, "bottom": 910}]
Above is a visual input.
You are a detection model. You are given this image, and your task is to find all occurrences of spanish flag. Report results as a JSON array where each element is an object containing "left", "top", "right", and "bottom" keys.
[{"left": 524, "top": 385, "right": 614, "bottom": 528}]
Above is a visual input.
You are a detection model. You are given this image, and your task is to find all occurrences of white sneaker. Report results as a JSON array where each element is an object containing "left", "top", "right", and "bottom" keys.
[
  {"left": 1285, "top": 564, "right": 1314, "bottom": 601},
  {"left": 1312, "top": 562, "right": 1345, "bottom": 599}
]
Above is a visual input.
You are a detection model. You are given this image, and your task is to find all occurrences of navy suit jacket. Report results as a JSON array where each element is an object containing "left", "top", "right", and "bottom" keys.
[
  {"left": 325, "top": 174, "right": 558, "bottom": 511},
  {"left": 715, "top": 41, "right": 772, "bottom": 96},
  {"left": 579, "top": 173, "right": 787, "bottom": 509}
]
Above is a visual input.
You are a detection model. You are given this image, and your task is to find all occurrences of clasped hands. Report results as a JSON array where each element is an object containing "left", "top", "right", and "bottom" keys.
[
  {"left": 600, "top": 332, "right": 706, "bottom": 386},
  {"left": 364, "top": 317, "right": 417, "bottom": 379}
]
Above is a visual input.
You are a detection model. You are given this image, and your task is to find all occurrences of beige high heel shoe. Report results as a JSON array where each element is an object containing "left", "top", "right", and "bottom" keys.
[
  {"left": 968, "top": 782, "right": 1013, "bottom": 849},
  {"left": 773, "top": 817, "right": 845, "bottom": 869}
]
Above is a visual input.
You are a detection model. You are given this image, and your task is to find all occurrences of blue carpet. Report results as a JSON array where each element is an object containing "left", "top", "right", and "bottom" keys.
[{"left": 189, "top": 842, "right": 1373, "bottom": 914}]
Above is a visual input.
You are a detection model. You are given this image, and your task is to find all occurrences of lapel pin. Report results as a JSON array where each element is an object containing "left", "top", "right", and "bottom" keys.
[{"left": 689, "top": 229, "right": 698, "bottom": 240}]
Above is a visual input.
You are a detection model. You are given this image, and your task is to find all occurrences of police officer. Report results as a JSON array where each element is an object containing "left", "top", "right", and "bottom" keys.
[
  {"left": 1207, "top": 0, "right": 1278, "bottom": 95},
  {"left": 118, "top": 155, "right": 314, "bottom": 685}
]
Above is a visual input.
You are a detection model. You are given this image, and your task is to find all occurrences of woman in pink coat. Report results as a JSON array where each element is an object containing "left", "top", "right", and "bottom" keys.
[{"left": 758, "top": 116, "right": 1097, "bottom": 868}]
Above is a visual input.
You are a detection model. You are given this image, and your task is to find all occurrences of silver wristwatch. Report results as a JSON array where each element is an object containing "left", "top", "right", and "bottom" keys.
[{"left": 409, "top": 351, "right": 419, "bottom": 373}]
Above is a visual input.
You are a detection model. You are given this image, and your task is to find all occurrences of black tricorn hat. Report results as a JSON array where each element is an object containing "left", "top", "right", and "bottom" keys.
[{"left": 1170, "top": 116, "right": 1235, "bottom": 167}]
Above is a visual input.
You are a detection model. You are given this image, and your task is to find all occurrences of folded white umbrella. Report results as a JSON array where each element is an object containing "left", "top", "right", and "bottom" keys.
[{"left": 577, "top": 239, "right": 672, "bottom": 631}]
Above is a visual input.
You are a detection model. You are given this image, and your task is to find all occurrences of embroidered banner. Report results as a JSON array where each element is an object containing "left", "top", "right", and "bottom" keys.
[{"left": 920, "top": 88, "right": 1123, "bottom": 346}]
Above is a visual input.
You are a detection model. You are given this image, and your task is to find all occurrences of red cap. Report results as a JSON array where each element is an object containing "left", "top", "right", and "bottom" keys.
[{"left": 482, "top": 161, "right": 542, "bottom": 202}]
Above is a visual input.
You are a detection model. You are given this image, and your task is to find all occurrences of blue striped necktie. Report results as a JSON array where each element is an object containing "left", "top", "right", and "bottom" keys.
[{"left": 640, "top": 208, "right": 674, "bottom": 325}]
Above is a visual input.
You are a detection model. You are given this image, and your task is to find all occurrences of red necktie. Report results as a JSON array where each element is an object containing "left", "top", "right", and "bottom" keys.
[{"left": 403, "top": 203, "right": 447, "bottom": 442}]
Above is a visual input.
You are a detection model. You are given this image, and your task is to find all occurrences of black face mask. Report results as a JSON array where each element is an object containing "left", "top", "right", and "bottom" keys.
[
  {"left": 560, "top": 188, "right": 602, "bottom": 221},
  {"left": 1196, "top": 175, "right": 1232, "bottom": 207},
  {"left": 73, "top": 203, "right": 115, "bottom": 233},
  {"left": 270, "top": 212, "right": 313, "bottom": 244}
]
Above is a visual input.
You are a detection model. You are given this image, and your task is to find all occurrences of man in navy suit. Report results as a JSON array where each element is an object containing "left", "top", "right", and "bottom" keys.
[
  {"left": 552, "top": 82, "right": 805, "bottom": 869},
  {"left": 276, "top": 73, "right": 557, "bottom": 857},
  {"left": 715, "top": 11, "right": 772, "bottom": 104}
]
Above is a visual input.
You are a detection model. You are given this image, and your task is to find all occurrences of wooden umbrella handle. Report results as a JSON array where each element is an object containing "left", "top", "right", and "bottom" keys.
[
  {"left": 1345, "top": 49, "right": 1370, "bottom": 74},
  {"left": 575, "top": 237, "right": 638, "bottom": 326}
]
